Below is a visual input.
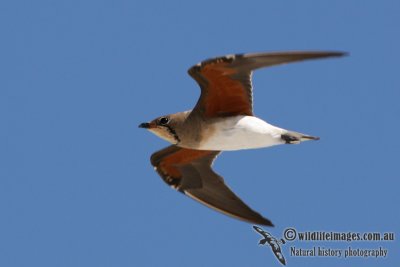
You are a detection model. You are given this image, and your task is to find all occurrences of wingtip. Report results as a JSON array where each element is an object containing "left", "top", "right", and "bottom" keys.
[
  {"left": 330, "top": 51, "right": 349, "bottom": 57},
  {"left": 264, "top": 220, "right": 275, "bottom": 227},
  {"left": 256, "top": 217, "right": 274, "bottom": 227},
  {"left": 308, "top": 51, "right": 348, "bottom": 59}
]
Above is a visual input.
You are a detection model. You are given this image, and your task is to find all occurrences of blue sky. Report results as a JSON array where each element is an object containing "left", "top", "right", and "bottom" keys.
[{"left": 1, "top": 1, "right": 399, "bottom": 266}]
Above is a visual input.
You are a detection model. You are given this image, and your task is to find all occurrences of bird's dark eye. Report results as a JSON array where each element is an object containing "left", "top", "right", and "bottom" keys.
[{"left": 158, "top": 117, "right": 169, "bottom": 125}]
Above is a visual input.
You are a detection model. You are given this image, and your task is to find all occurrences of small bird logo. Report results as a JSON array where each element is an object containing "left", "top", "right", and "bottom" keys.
[{"left": 253, "top": 226, "right": 286, "bottom": 265}]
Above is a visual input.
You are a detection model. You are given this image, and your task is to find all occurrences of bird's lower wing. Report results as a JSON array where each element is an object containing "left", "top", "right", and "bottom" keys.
[{"left": 151, "top": 145, "right": 273, "bottom": 226}]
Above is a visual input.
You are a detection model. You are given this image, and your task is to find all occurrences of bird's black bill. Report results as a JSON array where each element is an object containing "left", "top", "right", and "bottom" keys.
[{"left": 139, "top": 122, "right": 150, "bottom": 128}]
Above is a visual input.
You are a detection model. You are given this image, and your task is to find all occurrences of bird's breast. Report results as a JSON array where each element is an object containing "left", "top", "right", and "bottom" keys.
[{"left": 197, "top": 116, "right": 287, "bottom": 151}]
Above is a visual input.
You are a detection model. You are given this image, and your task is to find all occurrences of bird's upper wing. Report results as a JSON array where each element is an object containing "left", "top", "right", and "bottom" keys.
[
  {"left": 188, "top": 51, "right": 345, "bottom": 118},
  {"left": 151, "top": 145, "right": 272, "bottom": 226}
]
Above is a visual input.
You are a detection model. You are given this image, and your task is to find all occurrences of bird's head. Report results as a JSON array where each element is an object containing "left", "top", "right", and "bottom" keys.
[{"left": 139, "top": 112, "right": 189, "bottom": 144}]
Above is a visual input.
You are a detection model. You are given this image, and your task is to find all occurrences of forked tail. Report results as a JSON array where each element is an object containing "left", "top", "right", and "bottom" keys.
[{"left": 281, "top": 131, "right": 319, "bottom": 144}]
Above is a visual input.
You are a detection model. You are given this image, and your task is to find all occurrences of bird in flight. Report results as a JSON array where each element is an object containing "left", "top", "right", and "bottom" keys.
[
  {"left": 139, "top": 51, "right": 345, "bottom": 226},
  {"left": 253, "top": 226, "right": 287, "bottom": 265}
]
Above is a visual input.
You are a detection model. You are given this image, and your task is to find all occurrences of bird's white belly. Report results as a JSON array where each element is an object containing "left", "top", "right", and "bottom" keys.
[{"left": 198, "top": 116, "right": 287, "bottom": 151}]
